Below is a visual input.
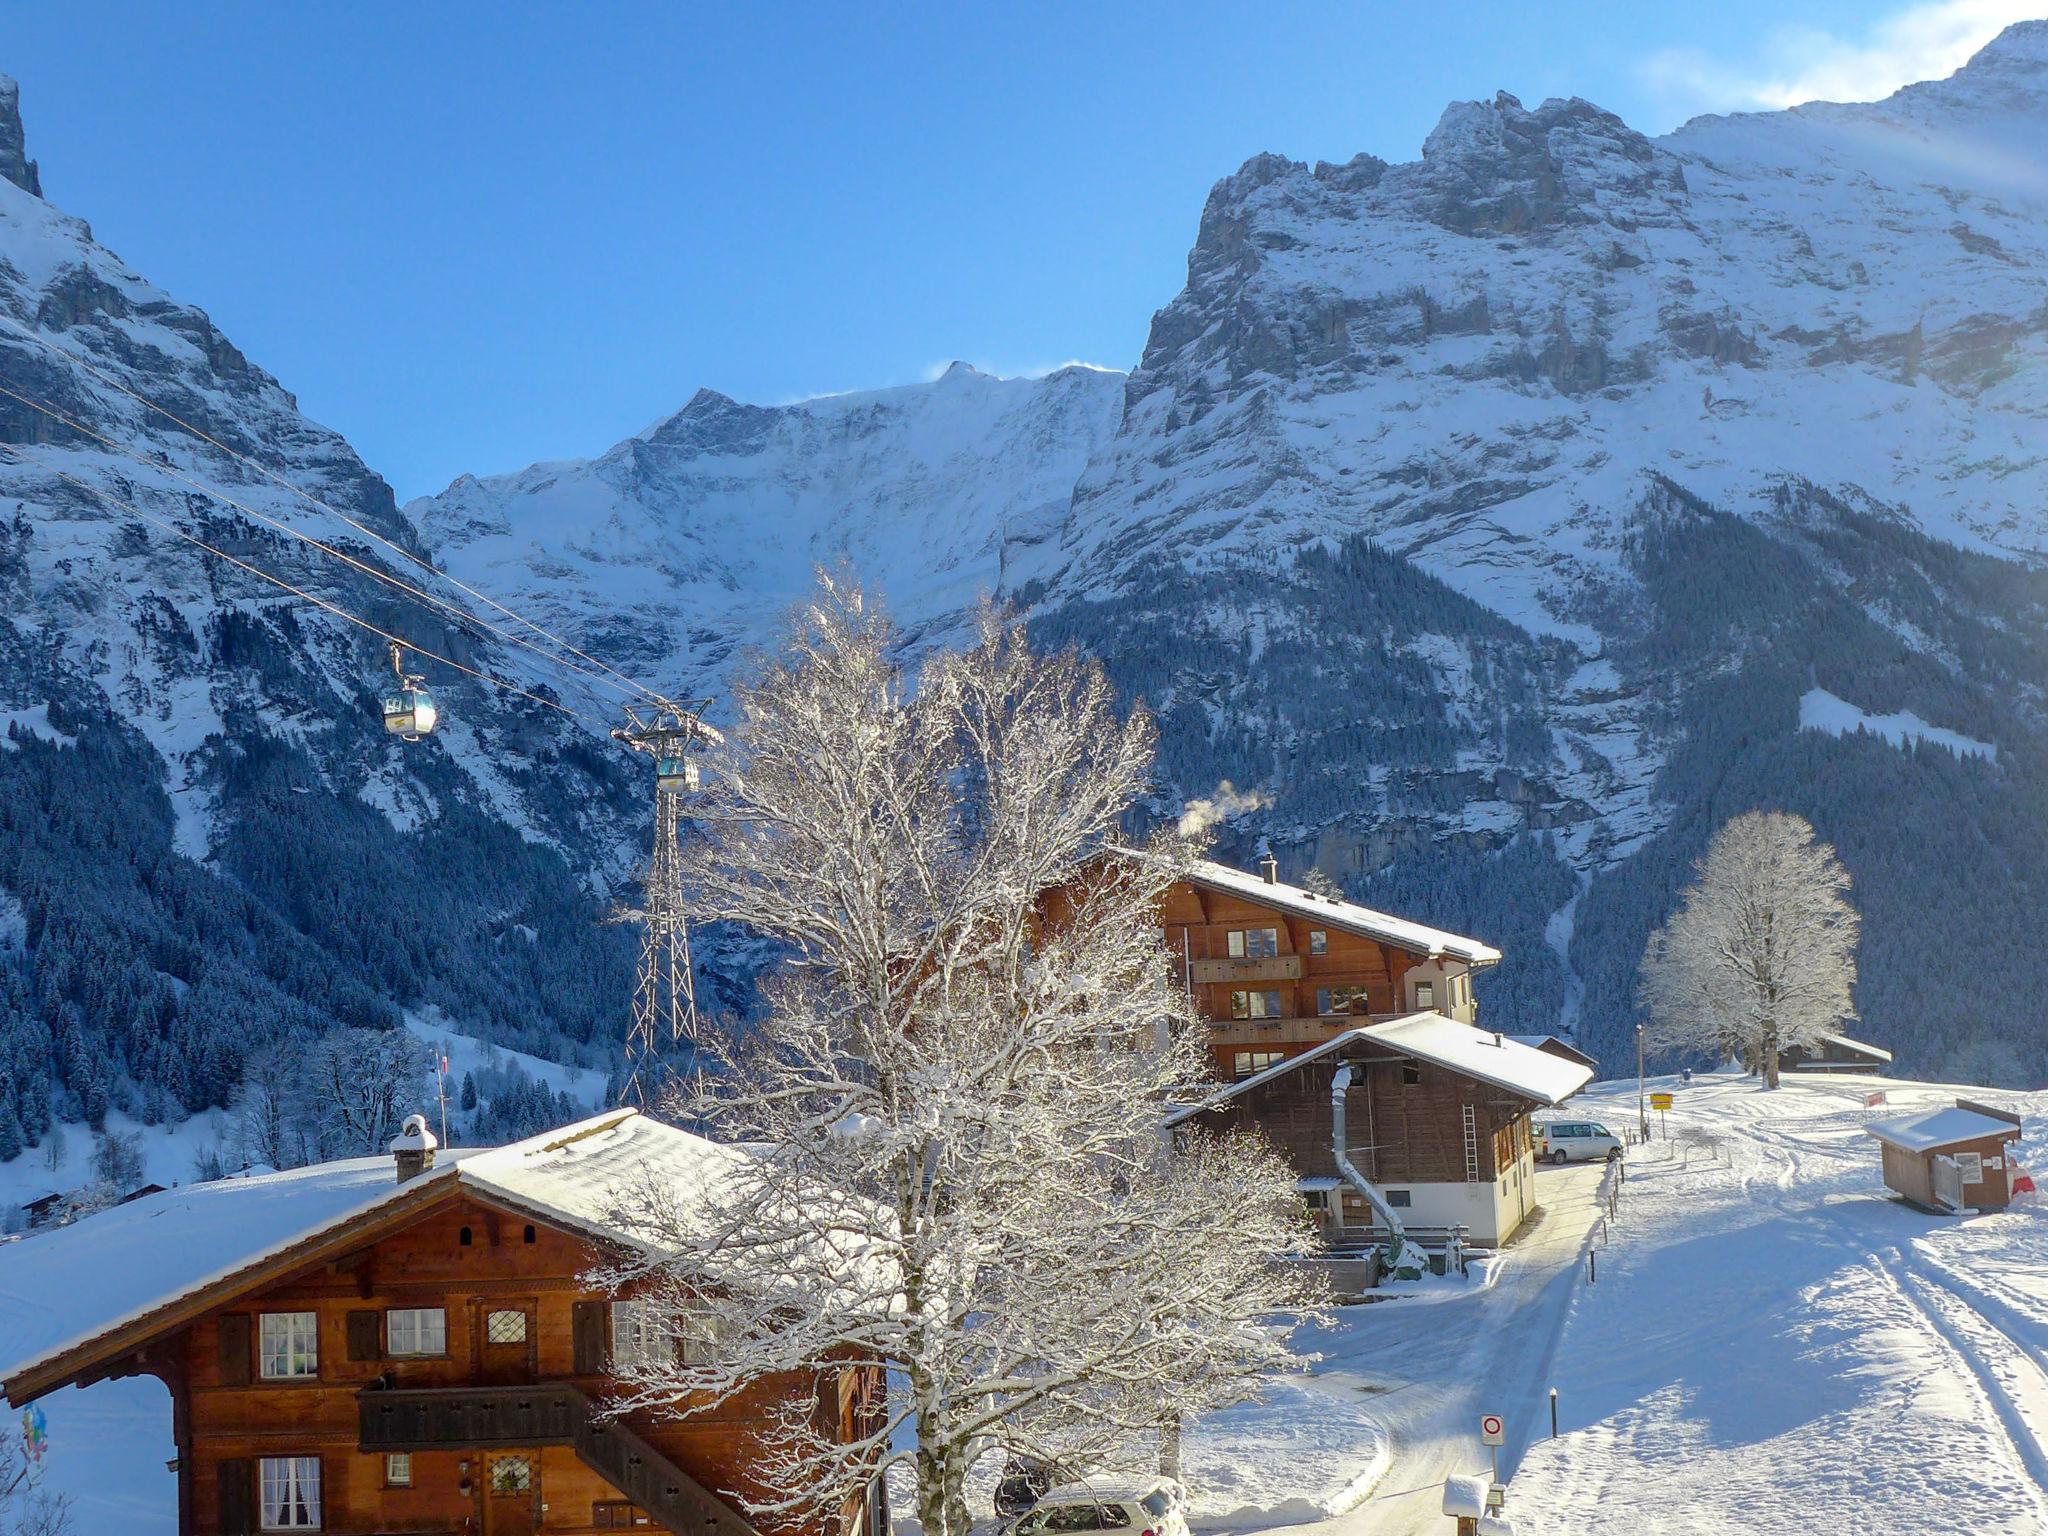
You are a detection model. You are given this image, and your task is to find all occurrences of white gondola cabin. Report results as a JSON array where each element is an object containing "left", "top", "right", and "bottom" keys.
[
  {"left": 655, "top": 752, "right": 700, "bottom": 793},
  {"left": 383, "top": 641, "right": 439, "bottom": 741}
]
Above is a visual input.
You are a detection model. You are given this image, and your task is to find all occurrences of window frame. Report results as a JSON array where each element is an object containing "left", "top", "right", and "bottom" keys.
[
  {"left": 258, "top": 1454, "right": 322, "bottom": 1530},
  {"left": 488, "top": 1454, "right": 533, "bottom": 1497},
  {"left": 384, "top": 1307, "right": 448, "bottom": 1359},
  {"left": 1228, "top": 987, "right": 1285, "bottom": 1020},
  {"left": 1386, "top": 1189, "right": 1413, "bottom": 1209},
  {"left": 257, "top": 1312, "right": 319, "bottom": 1382},
  {"left": 1226, "top": 927, "right": 1280, "bottom": 959},
  {"left": 1415, "top": 980, "right": 1435, "bottom": 1009},
  {"left": 1308, "top": 929, "right": 1328, "bottom": 955},
  {"left": 383, "top": 1452, "right": 412, "bottom": 1489},
  {"left": 1233, "top": 1049, "right": 1284, "bottom": 1078},
  {"left": 486, "top": 1308, "right": 530, "bottom": 1345}
]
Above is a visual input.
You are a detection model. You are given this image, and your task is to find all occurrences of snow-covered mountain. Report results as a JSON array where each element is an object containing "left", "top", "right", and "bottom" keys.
[
  {"left": 0, "top": 77, "right": 644, "bottom": 1153},
  {"left": 412, "top": 23, "right": 2048, "bottom": 1084},
  {"left": 411, "top": 362, "right": 1125, "bottom": 687}
]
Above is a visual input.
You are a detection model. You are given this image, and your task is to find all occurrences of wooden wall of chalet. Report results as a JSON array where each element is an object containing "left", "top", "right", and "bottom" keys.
[
  {"left": 160, "top": 1192, "right": 864, "bottom": 1536},
  {"left": 1192, "top": 1051, "right": 1531, "bottom": 1186}
]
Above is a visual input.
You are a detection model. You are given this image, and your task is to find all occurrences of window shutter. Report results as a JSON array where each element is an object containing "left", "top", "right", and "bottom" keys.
[
  {"left": 217, "top": 1314, "right": 252, "bottom": 1387},
  {"left": 572, "top": 1299, "right": 610, "bottom": 1375},
  {"left": 216, "top": 1456, "right": 255, "bottom": 1536},
  {"left": 347, "top": 1309, "right": 381, "bottom": 1362}
]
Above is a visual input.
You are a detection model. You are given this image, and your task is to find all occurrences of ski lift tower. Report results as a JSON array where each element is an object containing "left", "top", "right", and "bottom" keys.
[{"left": 611, "top": 697, "right": 722, "bottom": 1108}]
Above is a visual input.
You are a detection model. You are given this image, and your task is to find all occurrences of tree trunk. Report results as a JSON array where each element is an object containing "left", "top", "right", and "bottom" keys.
[
  {"left": 1761, "top": 1018, "right": 1780, "bottom": 1089},
  {"left": 1160, "top": 1413, "right": 1183, "bottom": 1479}
]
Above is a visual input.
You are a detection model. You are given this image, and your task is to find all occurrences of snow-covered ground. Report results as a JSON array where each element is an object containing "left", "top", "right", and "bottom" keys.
[
  {"left": 1508, "top": 1072, "right": 2045, "bottom": 1534},
  {"left": 7, "top": 1070, "right": 2042, "bottom": 1534}
]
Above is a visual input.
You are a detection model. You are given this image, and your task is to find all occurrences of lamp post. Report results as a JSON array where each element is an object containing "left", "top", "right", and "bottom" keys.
[{"left": 1636, "top": 1023, "right": 1647, "bottom": 1141}]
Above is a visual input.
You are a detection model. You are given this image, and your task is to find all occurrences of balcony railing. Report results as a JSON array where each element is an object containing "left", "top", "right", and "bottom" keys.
[
  {"left": 358, "top": 1382, "right": 755, "bottom": 1536},
  {"left": 1188, "top": 954, "right": 1304, "bottom": 984}
]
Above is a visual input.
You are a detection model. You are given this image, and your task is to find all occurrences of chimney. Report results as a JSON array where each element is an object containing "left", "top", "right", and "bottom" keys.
[
  {"left": 390, "top": 1113, "right": 438, "bottom": 1183},
  {"left": 1259, "top": 853, "right": 1279, "bottom": 885}
]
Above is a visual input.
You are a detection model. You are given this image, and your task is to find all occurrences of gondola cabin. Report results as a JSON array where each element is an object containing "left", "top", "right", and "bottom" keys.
[
  {"left": 381, "top": 685, "right": 438, "bottom": 741},
  {"left": 655, "top": 754, "right": 700, "bottom": 794}
]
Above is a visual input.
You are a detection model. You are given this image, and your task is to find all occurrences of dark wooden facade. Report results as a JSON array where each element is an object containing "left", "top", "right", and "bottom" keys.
[
  {"left": 12, "top": 1184, "right": 879, "bottom": 1536},
  {"left": 1179, "top": 1037, "right": 1540, "bottom": 1242},
  {"left": 1158, "top": 875, "right": 1483, "bottom": 1081}
]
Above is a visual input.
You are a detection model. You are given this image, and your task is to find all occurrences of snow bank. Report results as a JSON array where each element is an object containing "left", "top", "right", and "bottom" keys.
[
  {"left": 1798, "top": 687, "right": 1994, "bottom": 761},
  {"left": 1181, "top": 1378, "right": 1391, "bottom": 1527}
]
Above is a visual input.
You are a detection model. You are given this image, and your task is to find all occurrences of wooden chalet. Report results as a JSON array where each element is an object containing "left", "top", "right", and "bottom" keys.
[
  {"left": 1165, "top": 1015, "right": 1592, "bottom": 1245},
  {"left": 1864, "top": 1099, "right": 2025, "bottom": 1214},
  {"left": 1778, "top": 1032, "right": 1893, "bottom": 1076},
  {"left": 1141, "top": 852, "right": 1503, "bottom": 1082},
  {"left": 0, "top": 1109, "right": 884, "bottom": 1536}
]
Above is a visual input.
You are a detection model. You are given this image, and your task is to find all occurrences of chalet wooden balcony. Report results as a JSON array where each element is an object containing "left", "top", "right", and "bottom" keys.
[
  {"left": 1208, "top": 1013, "right": 1402, "bottom": 1049},
  {"left": 358, "top": 1382, "right": 756, "bottom": 1536},
  {"left": 1188, "top": 954, "right": 1304, "bottom": 984}
]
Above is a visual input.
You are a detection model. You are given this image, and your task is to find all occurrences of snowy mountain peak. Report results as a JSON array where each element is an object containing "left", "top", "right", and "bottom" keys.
[
  {"left": 1962, "top": 17, "right": 2048, "bottom": 73},
  {"left": 0, "top": 74, "right": 41, "bottom": 197}
]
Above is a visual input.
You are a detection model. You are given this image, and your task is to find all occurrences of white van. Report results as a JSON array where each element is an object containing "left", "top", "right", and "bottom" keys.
[{"left": 1539, "top": 1119, "right": 1622, "bottom": 1164}]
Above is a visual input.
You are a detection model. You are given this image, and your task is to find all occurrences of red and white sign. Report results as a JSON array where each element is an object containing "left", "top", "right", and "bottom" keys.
[
  {"left": 1480, "top": 1414, "right": 1505, "bottom": 1446},
  {"left": 1865, "top": 1091, "right": 1887, "bottom": 1107}
]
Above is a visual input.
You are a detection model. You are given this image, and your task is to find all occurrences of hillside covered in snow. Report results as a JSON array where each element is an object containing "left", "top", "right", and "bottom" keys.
[{"left": 411, "top": 23, "right": 2048, "bottom": 1084}]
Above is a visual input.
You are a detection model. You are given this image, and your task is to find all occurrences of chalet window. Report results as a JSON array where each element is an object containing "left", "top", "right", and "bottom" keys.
[
  {"left": 487, "top": 1309, "right": 530, "bottom": 1345},
  {"left": 1309, "top": 930, "right": 1327, "bottom": 955},
  {"left": 1233, "top": 1050, "right": 1284, "bottom": 1077},
  {"left": 611, "top": 1298, "right": 666, "bottom": 1370},
  {"left": 383, "top": 1453, "right": 412, "bottom": 1488},
  {"left": 257, "top": 1312, "right": 318, "bottom": 1380},
  {"left": 1401, "top": 1063, "right": 1421, "bottom": 1086},
  {"left": 1317, "top": 986, "right": 1366, "bottom": 1017},
  {"left": 1415, "top": 981, "right": 1435, "bottom": 1009},
  {"left": 1229, "top": 988, "right": 1284, "bottom": 1020},
  {"left": 523, "top": 1224, "right": 537, "bottom": 1244},
  {"left": 1227, "top": 927, "right": 1279, "bottom": 958},
  {"left": 258, "top": 1456, "right": 321, "bottom": 1529},
  {"left": 1300, "top": 1189, "right": 1329, "bottom": 1210},
  {"left": 1386, "top": 1190, "right": 1412, "bottom": 1208},
  {"left": 385, "top": 1308, "right": 447, "bottom": 1357},
  {"left": 490, "top": 1455, "right": 533, "bottom": 1496}
]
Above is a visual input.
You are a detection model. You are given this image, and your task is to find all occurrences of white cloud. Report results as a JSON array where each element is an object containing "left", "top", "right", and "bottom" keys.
[{"left": 1641, "top": 0, "right": 2044, "bottom": 121}]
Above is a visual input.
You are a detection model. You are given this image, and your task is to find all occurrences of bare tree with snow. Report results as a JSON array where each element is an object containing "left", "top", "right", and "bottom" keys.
[
  {"left": 1639, "top": 810, "right": 1860, "bottom": 1089},
  {"left": 308, "top": 1028, "right": 431, "bottom": 1155},
  {"left": 0, "top": 1433, "right": 69, "bottom": 1536},
  {"left": 601, "top": 577, "right": 1320, "bottom": 1536}
]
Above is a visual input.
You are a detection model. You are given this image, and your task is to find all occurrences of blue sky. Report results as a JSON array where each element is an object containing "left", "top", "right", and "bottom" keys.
[{"left": 6, "top": 1, "right": 2037, "bottom": 499}]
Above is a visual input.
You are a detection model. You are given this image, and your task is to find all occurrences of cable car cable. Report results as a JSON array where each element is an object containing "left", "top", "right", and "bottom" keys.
[
  {"left": 0, "top": 380, "right": 647, "bottom": 710},
  {"left": 0, "top": 446, "right": 609, "bottom": 731},
  {"left": 0, "top": 318, "right": 670, "bottom": 705}
]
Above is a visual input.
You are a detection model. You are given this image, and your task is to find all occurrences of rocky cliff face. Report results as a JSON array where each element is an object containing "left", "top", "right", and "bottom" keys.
[
  {"left": 410, "top": 24, "right": 2048, "bottom": 1083},
  {"left": 0, "top": 76, "right": 641, "bottom": 1145}
]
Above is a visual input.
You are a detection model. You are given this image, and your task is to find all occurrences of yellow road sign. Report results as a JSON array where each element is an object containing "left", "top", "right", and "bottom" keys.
[{"left": 1650, "top": 1092, "right": 1674, "bottom": 1111}]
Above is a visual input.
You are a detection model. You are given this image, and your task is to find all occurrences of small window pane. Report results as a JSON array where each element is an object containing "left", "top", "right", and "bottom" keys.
[
  {"left": 259, "top": 1456, "right": 321, "bottom": 1529},
  {"left": 258, "top": 1313, "right": 318, "bottom": 1380},
  {"left": 1416, "top": 981, "right": 1435, "bottom": 1008},
  {"left": 1227, "top": 930, "right": 1246, "bottom": 958},
  {"left": 1387, "top": 1189, "right": 1412, "bottom": 1208},
  {"left": 1308, "top": 930, "right": 1328, "bottom": 955},
  {"left": 487, "top": 1309, "right": 529, "bottom": 1344},
  {"left": 385, "top": 1452, "right": 412, "bottom": 1487},
  {"left": 490, "top": 1456, "right": 533, "bottom": 1495},
  {"left": 386, "top": 1308, "right": 446, "bottom": 1357}
]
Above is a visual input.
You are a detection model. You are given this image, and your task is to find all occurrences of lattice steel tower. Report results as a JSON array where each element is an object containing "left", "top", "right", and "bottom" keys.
[{"left": 612, "top": 698, "right": 720, "bottom": 1107}]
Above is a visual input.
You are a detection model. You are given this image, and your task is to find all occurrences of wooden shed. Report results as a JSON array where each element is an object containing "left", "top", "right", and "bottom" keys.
[{"left": 1864, "top": 1099, "right": 2025, "bottom": 1213}]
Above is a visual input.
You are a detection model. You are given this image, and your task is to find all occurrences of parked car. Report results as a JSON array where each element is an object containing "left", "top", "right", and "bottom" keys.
[
  {"left": 994, "top": 1458, "right": 1058, "bottom": 1517},
  {"left": 1538, "top": 1119, "right": 1623, "bottom": 1164},
  {"left": 1008, "top": 1478, "right": 1190, "bottom": 1536}
]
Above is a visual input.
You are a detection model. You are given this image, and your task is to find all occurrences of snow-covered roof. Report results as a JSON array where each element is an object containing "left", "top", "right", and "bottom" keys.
[
  {"left": 1165, "top": 1013, "right": 1593, "bottom": 1127},
  {"left": 1130, "top": 850, "right": 1502, "bottom": 966},
  {"left": 0, "top": 1109, "right": 751, "bottom": 1400},
  {"left": 1507, "top": 1033, "right": 1598, "bottom": 1067},
  {"left": 1863, "top": 1104, "right": 2021, "bottom": 1154},
  {"left": 1817, "top": 1032, "right": 1893, "bottom": 1064}
]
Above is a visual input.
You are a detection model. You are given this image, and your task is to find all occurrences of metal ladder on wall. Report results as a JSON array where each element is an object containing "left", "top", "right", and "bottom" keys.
[{"left": 1462, "top": 1105, "right": 1480, "bottom": 1182}]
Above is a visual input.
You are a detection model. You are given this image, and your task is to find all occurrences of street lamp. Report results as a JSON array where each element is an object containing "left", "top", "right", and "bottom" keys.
[{"left": 1636, "top": 1023, "right": 1647, "bottom": 1141}]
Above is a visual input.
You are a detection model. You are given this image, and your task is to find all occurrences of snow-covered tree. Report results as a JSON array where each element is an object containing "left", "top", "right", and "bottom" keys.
[
  {"left": 1638, "top": 810, "right": 1860, "bottom": 1088},
  {"left": 0, "top": 1430, "right": 70, "bottom": 1536},
  {"left": 308, "top": 1028, "right": 431, "bottom": 1154},
  {"left": 601, "top": 579, "right": 1319, "bottom": 1535}
]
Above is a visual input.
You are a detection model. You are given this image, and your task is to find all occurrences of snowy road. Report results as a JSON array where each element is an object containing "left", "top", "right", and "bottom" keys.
[{"left": 1256, "top": 1158, "right": 1609, "bottom": 1536}]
